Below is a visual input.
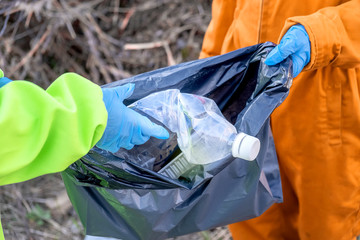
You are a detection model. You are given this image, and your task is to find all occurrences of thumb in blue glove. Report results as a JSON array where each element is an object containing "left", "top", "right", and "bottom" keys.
[
  {"left": 264, "top": 24, "right": 311, "bottom": 77},
  {"left": 0, "top": 69, "right": 12, "bottom": 88},
  {"left": 96, "top": 83, "right": 169, "bottom": 153}
]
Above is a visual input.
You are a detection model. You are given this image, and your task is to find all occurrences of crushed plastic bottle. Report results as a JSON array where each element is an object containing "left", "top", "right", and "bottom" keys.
[
  {"left": 158, "top": 132, "right": 260, "bottom": 179},
  {"left": 114, "top": 89, "right": 260, "bottom": 179}
]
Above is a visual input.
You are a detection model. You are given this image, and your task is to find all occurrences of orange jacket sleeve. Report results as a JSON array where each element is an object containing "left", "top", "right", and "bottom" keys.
[{"left": 280, "top": 0, "right": 360, "bottom": 70}]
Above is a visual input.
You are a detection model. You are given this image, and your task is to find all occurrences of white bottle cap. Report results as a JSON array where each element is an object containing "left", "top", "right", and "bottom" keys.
[{"left": 232, "top": 133, "right": 260, "bottom": 161}]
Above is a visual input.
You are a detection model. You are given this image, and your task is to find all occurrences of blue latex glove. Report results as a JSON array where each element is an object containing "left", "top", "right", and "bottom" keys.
[
  {"left": 96, "top": 83, "right": 169, "bottom": 153},
  {"left": 0, "top": 69, "right": 12, "bottom": 88},
  {"left": 265, "top": 24, "right": 311, "bottom": 77}
]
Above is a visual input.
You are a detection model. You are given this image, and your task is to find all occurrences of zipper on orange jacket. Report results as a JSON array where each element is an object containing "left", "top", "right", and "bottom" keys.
[{"left": 258, "top": 0, "right": 264, "bottom": 43}]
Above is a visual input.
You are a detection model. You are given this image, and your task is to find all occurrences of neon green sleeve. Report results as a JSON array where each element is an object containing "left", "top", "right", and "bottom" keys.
[
  {"left": 0, "top": 218, "right": 3, "bottom": 240},
  {"left": 0, "top": 73, "right": 107, "bottom": 186}
]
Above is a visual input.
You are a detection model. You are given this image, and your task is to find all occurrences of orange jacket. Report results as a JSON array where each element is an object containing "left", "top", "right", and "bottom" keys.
[{"left": 201, "top": 1, "right": 360, "bottom": 240}]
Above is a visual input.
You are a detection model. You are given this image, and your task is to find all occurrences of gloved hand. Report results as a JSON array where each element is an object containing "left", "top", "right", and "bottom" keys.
[
  {"left": 265, "top": 24, "right": 311, "bottom": 78},
  {"left": 0, "top": 69, "right": 12, "bottom": 88},
  {"left": 96, "top": 83, "right": 169, "bottom": 153}
]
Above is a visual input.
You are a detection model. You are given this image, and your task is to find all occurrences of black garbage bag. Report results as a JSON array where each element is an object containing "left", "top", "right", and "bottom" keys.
[{"left": 62, "top": 42, "right": 292, "bottom": 240}]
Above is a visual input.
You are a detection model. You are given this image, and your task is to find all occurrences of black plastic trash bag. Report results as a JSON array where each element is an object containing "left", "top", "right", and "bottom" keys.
[{"left": 62, "top": 42, "right": 292, "bottom": 240}]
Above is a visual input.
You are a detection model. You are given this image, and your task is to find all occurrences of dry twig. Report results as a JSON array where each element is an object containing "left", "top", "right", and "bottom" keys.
[{"left": 9, "top": 26, "right": 51, "bottom": 75}]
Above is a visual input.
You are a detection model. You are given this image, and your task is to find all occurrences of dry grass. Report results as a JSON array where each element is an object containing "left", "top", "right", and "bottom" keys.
[
  {"left": 0, "top": 0, "right": 210, "bottom": 86},
  {"left": 1, "top": 174, "right": 84, "bottom": 240},
  {"left": 0, "top": 0, "right": 233, "bottom": 239}
]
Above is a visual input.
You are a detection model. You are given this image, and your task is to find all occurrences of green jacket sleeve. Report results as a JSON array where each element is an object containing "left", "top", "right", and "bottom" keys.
[
  {"left": 0, "top": 218, "right": 3, "bottom": 240},
  {"left": 0, "top": 72, "right": 107, "bottom": 186}
]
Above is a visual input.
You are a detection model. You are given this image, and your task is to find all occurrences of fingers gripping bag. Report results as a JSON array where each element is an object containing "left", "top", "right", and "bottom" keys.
[{"left": 62, "top": 42, "right": 293, "bottom": 240}]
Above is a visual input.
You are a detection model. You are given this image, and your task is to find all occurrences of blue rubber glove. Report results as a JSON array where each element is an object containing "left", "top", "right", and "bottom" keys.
[
  {"left": 265, "top": 24, "right": 311, "bottom": 78},
  {"left": 0, "top": 69, "right": 12, "bottom": 88},
  {"left": 96, "top": 83, "right": 169, "bottom": 153}
]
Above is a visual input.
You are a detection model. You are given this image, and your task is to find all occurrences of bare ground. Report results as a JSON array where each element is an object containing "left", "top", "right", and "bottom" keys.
[{"left": 0, "top": 1, "right": 233, "bottom": 239}]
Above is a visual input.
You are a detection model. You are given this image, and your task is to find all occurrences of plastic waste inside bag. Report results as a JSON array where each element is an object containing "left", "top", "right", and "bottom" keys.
[
  {"left": 115, "top": 89, "right": 260, "bottom": 180},
  {"left": 158, "top": 133, "right": 260, "bottom": 179},
  {"left": 62, "top": 42, "right": 293, "bottom": 240}
]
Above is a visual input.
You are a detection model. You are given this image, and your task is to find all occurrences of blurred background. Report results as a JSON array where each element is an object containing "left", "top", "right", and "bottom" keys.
[{"left": 0, "top": 0, "right": 233, "bottom": 239}]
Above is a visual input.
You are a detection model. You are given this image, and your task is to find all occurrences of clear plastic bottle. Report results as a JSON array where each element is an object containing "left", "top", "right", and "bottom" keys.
[
  {"left": 158, "top": 131, "right": 260, "bottom": 179},
  {"left": 116, "top": 89, "right": 260, "bottom": 179}
]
